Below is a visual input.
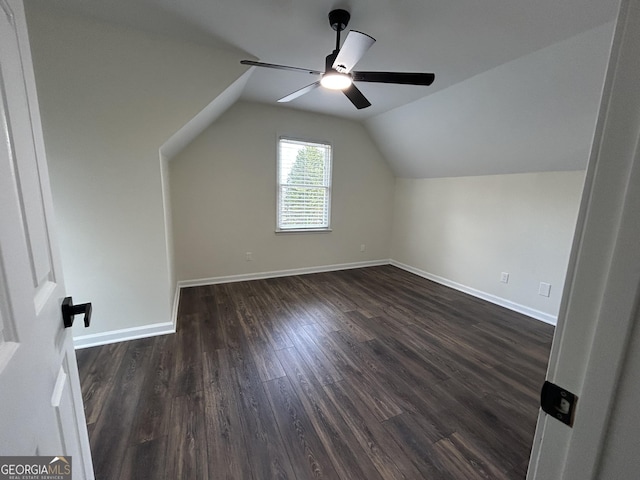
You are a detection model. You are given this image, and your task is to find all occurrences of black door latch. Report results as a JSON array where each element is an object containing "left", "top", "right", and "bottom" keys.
[
  {"left": 541, "top": 380, "right": 578, "bottom": 427},
  {"left": 61, "top": 296, "right": 92, "bottom": 328}
]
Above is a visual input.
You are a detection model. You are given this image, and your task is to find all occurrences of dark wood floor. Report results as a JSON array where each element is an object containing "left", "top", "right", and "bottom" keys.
[{"left": 76, "top": 265, "right": 553, "bottom": 479}]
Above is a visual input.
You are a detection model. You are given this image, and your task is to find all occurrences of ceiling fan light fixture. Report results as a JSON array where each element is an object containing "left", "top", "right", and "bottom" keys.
[{"left": 320, "top": 71, "right": 352, "bottom": 90}]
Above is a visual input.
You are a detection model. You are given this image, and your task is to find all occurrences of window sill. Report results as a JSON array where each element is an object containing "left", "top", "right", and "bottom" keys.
[{"left": 275, "top": 228, "right": 333, "bottom": 234}]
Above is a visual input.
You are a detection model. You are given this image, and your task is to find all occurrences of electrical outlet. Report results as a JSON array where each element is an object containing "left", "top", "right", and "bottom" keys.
[
  {"left": 539, "top": 282, "right": 551, "bottom": 297},
  {"left": 245, "top": 252, "right": 252, "bottom": 261},
  {"left": 500, "top": 272, "right": 509, "bottom": 283},
  {"left": 360, "top": 244, "right": 366, "bottom": 252}
]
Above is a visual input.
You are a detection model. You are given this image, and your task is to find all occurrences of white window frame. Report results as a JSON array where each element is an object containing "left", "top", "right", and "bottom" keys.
[{"left": 276, "top": 136, "right": 333, "bottom": 233}]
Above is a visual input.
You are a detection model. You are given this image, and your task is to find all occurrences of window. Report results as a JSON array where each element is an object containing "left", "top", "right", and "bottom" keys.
[{"left": 277, "top": 137, "right": 332, "bottom": 232}]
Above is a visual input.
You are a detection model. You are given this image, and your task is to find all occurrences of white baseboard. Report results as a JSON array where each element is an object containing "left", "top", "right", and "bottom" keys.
[
  {"left": 75, "top": 259, "right": 555, "bottom": 349},
  {"left": 390, "top": 260, "right": 558, "bottom": 325},
  {"left": 74, "top": 261, "right": 388, "bottom": 350},
  {"left": 177, "top": 259, "right": 391, "bottom": 288},
  {"left": 179, "top": 259, "right": 557, "bottom": 325},
  {"left": 73, "top": 321, "right": 176, "bottom": 349}
]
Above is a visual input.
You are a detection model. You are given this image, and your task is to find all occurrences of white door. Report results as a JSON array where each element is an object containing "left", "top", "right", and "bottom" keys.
[{"left": 0, "top": 1, "right": 94, "bottom": 478}]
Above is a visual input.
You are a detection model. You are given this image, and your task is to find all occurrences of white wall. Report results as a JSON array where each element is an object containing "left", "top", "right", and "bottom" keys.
[
  {"left": 25, "top": 6, "right": 249, "bottom": 337},
  {"left": 170, "top": 101, "right": 395, "bottom": 282},
  {"left": 391, "top": 171, "right": 585, "bottom": 321}
]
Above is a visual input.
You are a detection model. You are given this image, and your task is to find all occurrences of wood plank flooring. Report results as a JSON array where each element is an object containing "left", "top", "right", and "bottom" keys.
[{"left": 76, "top": 265, "right": 554, "bottom": 479}]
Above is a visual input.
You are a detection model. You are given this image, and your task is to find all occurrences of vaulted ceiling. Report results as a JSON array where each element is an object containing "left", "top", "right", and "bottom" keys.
[{"left": 35, "top": 0, "right": 620, "bottom": 177}]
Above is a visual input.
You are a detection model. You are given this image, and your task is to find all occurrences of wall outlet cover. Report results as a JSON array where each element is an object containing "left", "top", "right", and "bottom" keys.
[{"left": 539, "top": 282, "right": 551, "bottom": 297}]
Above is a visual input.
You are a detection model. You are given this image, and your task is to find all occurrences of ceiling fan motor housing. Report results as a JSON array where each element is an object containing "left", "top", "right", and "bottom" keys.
[{"left": 329, "top": 9, "right": 350, "bottom": 32}]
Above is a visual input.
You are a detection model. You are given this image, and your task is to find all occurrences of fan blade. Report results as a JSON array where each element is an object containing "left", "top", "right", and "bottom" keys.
[
  {"left": 332, "top": 31, "right": 376, "bottom": 73},
  {"left": 343, "top": 84, "right": 371, "bottom": 109},
  {"left": 278, "top": 81, "right": 321, "bottom": 103},
  {"left": 241, "top": 60, "right": 322, "bottom": 76},
  {"left": 353, "top": 71, "right": 435, "bottom": 85}
]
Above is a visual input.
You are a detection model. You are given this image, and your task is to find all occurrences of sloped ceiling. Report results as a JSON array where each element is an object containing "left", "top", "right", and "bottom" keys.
[
  {"left": 33, "top": 0, "right": 620, "bottom": 177},
  {"left": 367, "top": 22, "right": 616, "bottom": 177}
]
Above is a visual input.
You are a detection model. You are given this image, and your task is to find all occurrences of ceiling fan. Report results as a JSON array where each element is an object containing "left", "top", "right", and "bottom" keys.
[{"left": 240, "top": 9, "right": 435, "bottom": 110}]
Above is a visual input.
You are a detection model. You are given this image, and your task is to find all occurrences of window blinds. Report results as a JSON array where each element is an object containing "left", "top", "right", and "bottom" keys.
[{"left": 277, "top": 138, "right": 332, "bottom": 230}]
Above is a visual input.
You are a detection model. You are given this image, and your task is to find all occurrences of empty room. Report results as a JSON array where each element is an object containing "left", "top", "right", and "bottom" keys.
[{"left": 3, "top": 0, "right": 640, "bottom": 479}]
